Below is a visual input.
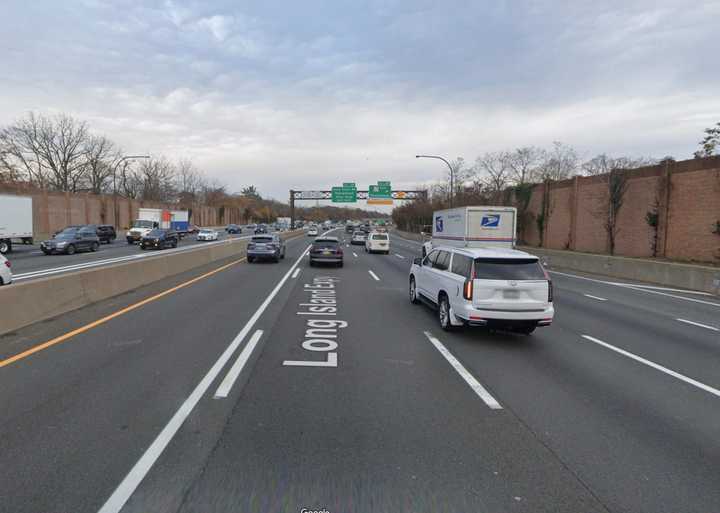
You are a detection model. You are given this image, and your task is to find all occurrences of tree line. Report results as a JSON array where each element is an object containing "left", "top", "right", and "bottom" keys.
[{"left": 394, "top": 121, "right": 719, "bottom": 249}]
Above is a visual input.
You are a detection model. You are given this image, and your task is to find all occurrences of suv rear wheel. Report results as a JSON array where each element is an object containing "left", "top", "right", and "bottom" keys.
[{"left": 66, "top": 244, "right": 76, "bottom": 255}]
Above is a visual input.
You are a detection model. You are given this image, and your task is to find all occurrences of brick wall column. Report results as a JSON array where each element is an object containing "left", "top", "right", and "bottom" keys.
[
  {"left": 656, "top": 161, "right": 673, "bottom": 258},
  {"left": 569, "top": 176, "right": 579, "bottom": 250}
]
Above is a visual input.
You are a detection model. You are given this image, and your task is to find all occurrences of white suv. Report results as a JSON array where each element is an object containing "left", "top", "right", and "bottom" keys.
[
  {"left": 365, "top": 232, "right": 390, "bottom": 254},
  {"left": 409, "top": 246, "right": 554, "bottom": 334}
]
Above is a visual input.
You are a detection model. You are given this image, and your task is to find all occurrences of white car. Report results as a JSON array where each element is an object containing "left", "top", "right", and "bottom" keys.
[
  {"left": 0, "top": 253, "right": 12, "bottom": 285},
  {"left": 365, "top": 232, "right": 390, "bottom": 254},
  {"left": 307, "top": 227, "right": 319, "bottom": 236},
  {"left": 350, "top": 230, "right": 366, "bottom": 245},
  {"left": 409, "top": 246, "right": 554, "bottom": 334},
  {"left": 197, "top": 229, "right": 219, "bottom": 241}
]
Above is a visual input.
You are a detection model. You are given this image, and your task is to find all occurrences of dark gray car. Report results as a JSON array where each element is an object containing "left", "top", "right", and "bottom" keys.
[
  {"left": 41, "top": 227, "right": 100, "bottom": 255},
  {"left": 247, "top": 234, "right": 285, "bottom": 263}
]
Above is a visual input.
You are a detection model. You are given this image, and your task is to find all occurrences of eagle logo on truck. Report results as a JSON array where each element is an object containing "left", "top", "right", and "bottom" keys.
[
  {"left": 435, "top": 216, "right": 443, "bottom": 232},
  {"left": 481, "top": 214, "right": 500, "bottom": 228}
]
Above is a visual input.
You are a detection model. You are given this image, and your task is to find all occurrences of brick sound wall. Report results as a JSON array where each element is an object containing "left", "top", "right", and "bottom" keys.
[{"left": 517, "top": 156, "right": 720, "bottom": 263}]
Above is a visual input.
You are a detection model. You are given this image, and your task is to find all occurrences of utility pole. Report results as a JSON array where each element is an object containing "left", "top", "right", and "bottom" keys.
[
  {"left": 416, "top": 155, "right": 455, "bottom": 207},
  {"left": 112, "top": 155, "right": 150, "bottom": 229}
]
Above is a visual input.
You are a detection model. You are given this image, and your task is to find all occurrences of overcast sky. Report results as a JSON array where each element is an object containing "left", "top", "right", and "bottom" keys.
[{"left": 2, "top": 0, "right": 718, "bottom": 205}]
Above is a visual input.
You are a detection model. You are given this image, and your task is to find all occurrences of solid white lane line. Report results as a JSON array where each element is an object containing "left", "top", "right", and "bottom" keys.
[
  {"left": 97, "top": 244, "right": 311, "bottom": 513},
  {"left": 292, "top": 268, "right": 301, "bottom": 279},
  {"left": 583, "top": 294, "right": 607, "bottom": 301},
  {"left": 353, "top": 252, "right": 358, "bottom": 258},
  {"left": 580, "top": 335, "right": 720, "bottom": 399},
  {"left": 368, "top": 270, "right": 380, "bottom": 281},
  {"left": 423, "top": 331, "right": 502, "bottom": 409},
  {"left": 395, "top": 253, "right": 406, "bottom": 259},
  {"left": 549, "top": 270, "right": 716, "bottom": 300},
  {"left": 676, "top": 318, "right": 719, "bottom": 331},
  {"left": 214, "top": 330, "right": 264, "bottom": 398}
]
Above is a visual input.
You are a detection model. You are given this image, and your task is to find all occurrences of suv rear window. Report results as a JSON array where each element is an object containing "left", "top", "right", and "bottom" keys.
[
  {"left": 473, "top": 258, "right": 546, "bottom": 280},
  {"left": 252, "top": 236, "right": 273, "bottom": 242},
  {"left": 372, "top": 234, "right": 388, "bottom": 240},
  {"left": 313, "top": 240, "right": 339, "bottom": 249}
]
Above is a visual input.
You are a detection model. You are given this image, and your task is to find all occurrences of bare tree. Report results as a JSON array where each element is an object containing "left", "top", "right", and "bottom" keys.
[
  {"left": 83, "top": 135, "right": 117, "bottom": 193},
  {"left": 32, "top": 113, "right": 91, "bottom": 192},
  {"left": 0, "top": 113, "right": 51, "bottom": 187},
  {"left": 139, "top": 157, "right": 177, "bottom": 202},
  {"left": 175, "top": 158, "right": 204, "bottom": 203},
  {"left": 604, "top": 169, "right": 630, "bottom": 255},
  {"left": 475, "top": 152, "right": 510, "bottom": 195},
  {"left": 506, "top": 146, "right": 543, "bottom": 185},
  {"left": 582, "top": 154, "right": 655, "bottom": 176},
  {"left": 536, "top": 142, "right": 578, "bottom": 181}
]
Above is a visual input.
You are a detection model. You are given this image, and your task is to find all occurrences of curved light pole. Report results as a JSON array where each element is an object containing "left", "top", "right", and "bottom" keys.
[
  {"left": 416, "top": 154, "right": 454, "bottom": 207},
  {"left": 113, "top": 155, "right": 150, "bottom": 228}
]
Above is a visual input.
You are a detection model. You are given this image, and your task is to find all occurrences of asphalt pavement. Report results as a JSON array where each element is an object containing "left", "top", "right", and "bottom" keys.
[
  {"left": 4, "top": 226, "right": 268, "bottom": 282},
  {"left": 1, "top": 229, "right": 719, "bottom": 513}
]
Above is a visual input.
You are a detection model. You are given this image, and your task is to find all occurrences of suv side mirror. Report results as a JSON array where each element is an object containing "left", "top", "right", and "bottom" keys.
[{"left": 413, "top": 257, "right": 422, "bottom": 266}]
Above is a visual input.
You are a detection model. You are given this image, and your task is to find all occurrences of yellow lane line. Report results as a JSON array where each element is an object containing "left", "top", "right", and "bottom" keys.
[{"left": 0, "top": 257, "right": 247, "bottom": 368}]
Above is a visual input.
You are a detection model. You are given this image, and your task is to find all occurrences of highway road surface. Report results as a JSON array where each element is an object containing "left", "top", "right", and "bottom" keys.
[
  {"left": 1, "top": 229, "right": 719, "bottom": 513},
  {"left": 4, "top": 226, "right": 265, "bottom": 282}
]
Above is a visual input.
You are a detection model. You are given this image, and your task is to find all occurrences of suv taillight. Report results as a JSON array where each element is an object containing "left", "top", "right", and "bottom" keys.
[
  {"left": 4, "top": 260, "right": 10, "bottom": 268},
  {"left": 463, "top": 279, "right": 473, "bottom": 300},
  {"left": 548, "top": 280, "right": 553, "bottom": 302}
]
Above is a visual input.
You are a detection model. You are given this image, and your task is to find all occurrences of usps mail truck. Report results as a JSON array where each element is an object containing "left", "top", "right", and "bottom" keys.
[{"left": 423, "top": 206, "right": 517, "bottom": 256}]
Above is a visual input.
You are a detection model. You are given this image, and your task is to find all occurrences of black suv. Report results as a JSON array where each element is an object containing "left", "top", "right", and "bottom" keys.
[
  {"left": 226, "top": 224, "right": 242, "bottom": 234},
  {"left": 254, "top": 224, "right": 268, "bottom": 234},
  {"left": 41, "top": 226, "right": 101, "bottom": 255},
  {"left": 140, "top": 229, "right": 179, "bottom": 250},
  {"left": 95, "top": 225, "right": 117, "bottom": 244}
]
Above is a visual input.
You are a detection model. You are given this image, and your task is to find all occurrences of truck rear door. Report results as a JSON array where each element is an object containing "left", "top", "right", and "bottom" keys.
[{"left": 467, "top": 209, "right": 515, "bottom": 248}]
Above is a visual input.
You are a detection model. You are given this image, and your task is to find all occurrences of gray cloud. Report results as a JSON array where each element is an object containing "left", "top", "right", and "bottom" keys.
[{"left": 1, "top": 0, "right": 717, "bottom": 202}]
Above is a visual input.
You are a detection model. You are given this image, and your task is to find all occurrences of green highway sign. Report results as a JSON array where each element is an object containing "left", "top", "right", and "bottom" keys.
[
  {"left": 369, "top": 182, "right": 392, "bottom": 199},
  {"left": 331, "top": 185, "right": 357, "bottom": 203},
  {"left": 343, "top": 182, "right": 356, "bottom": 189}
]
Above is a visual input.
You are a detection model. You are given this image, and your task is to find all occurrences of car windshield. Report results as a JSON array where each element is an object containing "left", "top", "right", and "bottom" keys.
[
  {"left": 473, "top": 258, "right": 546, "bottom": 280},
  {"left": 133, "top": 220, "right": 155, "bottom": 229},
  {"left": 200, "top": 230, "right": 213, "bottom": 234},
  {"left": 147, "top": 229, "right": 165, "bottom": 237}
]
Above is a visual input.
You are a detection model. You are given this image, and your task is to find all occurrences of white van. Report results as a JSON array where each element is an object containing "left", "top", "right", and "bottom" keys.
[{"left": 365, "top": 232, "right": 390, "bottom": 254}]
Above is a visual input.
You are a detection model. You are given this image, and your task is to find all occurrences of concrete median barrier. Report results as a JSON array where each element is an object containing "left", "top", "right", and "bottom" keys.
[
  {"left": 0, "top": 230, "right": 304, "bottom": 336},
  {"left": 522, "top": 247, "right": 720, "bottom": 295}
]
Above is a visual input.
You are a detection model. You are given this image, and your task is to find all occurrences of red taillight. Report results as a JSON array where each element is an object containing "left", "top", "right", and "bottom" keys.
[
  {"left": 463, "top": 279, "right": 473, "bottom": 300},
  {"left": 4, "top": 261, "right": 10, "bottom": 268},
  {"left": 548, "top": 280, "right": 553, "bottom": 302}
]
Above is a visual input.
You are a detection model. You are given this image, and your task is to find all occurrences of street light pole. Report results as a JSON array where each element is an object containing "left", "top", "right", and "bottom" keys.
[
  {"left": 112, "top": 155, "right": 150, "bottom": 229},
  {"left": 416, "top": 154, "right": 455, "bottom": 207}
]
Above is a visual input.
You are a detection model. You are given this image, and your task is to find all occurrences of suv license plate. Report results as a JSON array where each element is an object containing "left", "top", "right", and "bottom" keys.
[{"left": 503, "top": 290, "right": 520, "bottom": 299}]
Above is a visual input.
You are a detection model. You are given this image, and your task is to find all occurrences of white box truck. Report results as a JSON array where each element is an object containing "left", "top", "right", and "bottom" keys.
[
  {"left": 0, "top": 194, "right": 33, "bottom": 254},
  {"left": 422, "top": 206, "right": 517, "bottom": 256},
  {"left": 126, "top": 208, "right": 191, "bottom": 243}
]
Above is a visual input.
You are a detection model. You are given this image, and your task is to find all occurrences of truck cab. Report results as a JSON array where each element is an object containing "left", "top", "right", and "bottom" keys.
[{"left": 126, "top": 219, "right": 158, "bottom": 244}]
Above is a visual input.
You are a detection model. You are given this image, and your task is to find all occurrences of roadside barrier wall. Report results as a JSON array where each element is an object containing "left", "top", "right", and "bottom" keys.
[
  {"left": 0, "top": 230, "right": 304, "bottom": 336},
  {"left": 391, "top": 228, "right": 720, "bottom": 295}
]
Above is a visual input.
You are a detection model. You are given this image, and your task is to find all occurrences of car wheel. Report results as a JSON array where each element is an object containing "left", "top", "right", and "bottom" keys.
[
  {"left": 42, "top": 248, "right": 51, "bottom": 255},
  {"left": 309, "top": 259, "right": 314, "bottom": 267},
  {"left": 0, "top": 241, "right": 10, "bottom": 254},
  {"left": 127, "top": 240, "right": 134, "bottom": 245},
  {"left": 91, "top": 241, "right": 99, "bottom": 252},
  {"left": 338, "top": 261, "right": 343, "bottom": 268},
  {"left": 439, "top": 295, "right": 453, "bottom": 331},
  {"left": 247, "top": 256, "right": 254, "bottom": 263},
  {"left": 409, "top": 277, "right": 420, "bottom": 304},
  {"left": 173, "top": 239, "right": 178, "bottom": 248},
  {"left": 66, "top": 244, "right": 76, "bottom": 255}
]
